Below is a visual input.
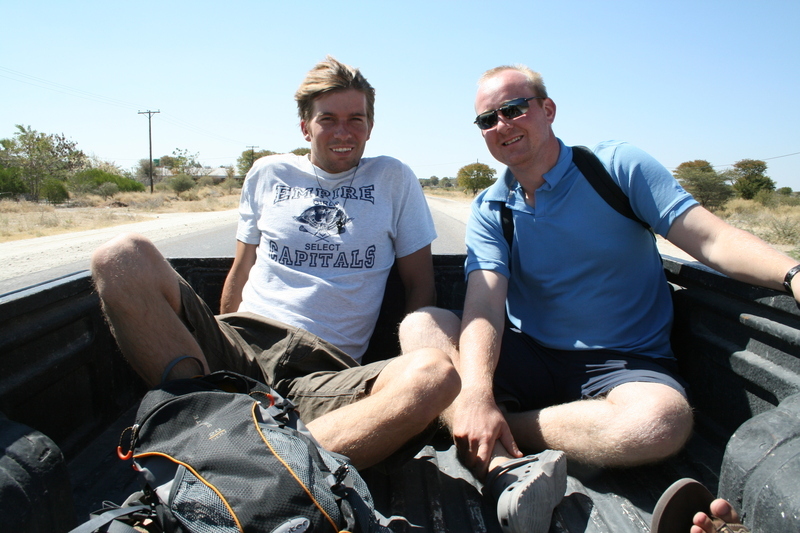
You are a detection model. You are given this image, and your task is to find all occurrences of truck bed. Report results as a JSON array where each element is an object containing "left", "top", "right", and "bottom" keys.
[{"left": 2, "top": 254, "right": 799, "bottom": 532}]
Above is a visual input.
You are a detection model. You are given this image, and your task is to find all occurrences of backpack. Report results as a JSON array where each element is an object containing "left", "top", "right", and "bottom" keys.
[
  {"left": 71, "top": 370, "right": 391, "bottom": 533},
  {"left": 500, "top": 145, "right": 650, "bottom": 248}
]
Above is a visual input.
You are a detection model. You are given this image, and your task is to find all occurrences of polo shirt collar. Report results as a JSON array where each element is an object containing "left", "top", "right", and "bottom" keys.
[{"left": 483, "top": 138, "right": 573, "bottom": 204}]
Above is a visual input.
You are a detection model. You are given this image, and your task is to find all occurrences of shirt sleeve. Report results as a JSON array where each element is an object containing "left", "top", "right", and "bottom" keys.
[
  {"left": 464, "top": 191, "right": 511, "bottom": 280},
  {"left": 597, "top": 141, "right": 698, "bottom": 238},
  {"left": 235, "top": 163, "right": 262, "bottom": 245}
]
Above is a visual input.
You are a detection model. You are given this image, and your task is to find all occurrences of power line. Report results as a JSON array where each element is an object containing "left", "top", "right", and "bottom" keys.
[
  {"left": 714, "top": 150, "right": 800, "bottom": 169},
  {"left": 0, "top": 65, "right": 146, "bottom": 111},
  {"left": 1, "top": 65, "right": 250, "bottom": 148}
]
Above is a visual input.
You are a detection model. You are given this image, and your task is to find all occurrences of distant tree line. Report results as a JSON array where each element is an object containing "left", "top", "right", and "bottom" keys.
[
  {"left": 235, "top": 147, "right": 310, "bottom": 177},
  {"left": 2, "top": 124, "right": 792, "bottom": 209},
  {"left": 1, "top": 125, "right": 144, "bottom": 203},
  {"left": 673, "top": 158, "right": 785, "bottom": 210}
]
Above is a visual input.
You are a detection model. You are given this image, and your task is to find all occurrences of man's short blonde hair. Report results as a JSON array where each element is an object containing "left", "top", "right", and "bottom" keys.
[
  {"left": 295, "top": 56, "right": 376, "bottom": 124},
  {"left": 479, "top": 65, "right": 549, "bottom": 99}
]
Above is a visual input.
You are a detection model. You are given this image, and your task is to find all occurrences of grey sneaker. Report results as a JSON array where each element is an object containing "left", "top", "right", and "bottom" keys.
[{"left": 484, "top": 449, "right": 567, "bottom": 533}]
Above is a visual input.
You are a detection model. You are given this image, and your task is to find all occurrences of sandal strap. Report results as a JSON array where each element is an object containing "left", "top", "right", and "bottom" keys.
[
  {"left": 712, "top": 516, "right": 751, "bottom": 533},
  {"left": 484, "top": 455, "right": 541, "bottom": 492}
]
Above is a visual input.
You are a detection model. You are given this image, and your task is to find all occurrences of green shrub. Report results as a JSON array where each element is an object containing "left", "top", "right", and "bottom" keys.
[
  {"left": 754, "top": 189, "right": 777, "bottom": 208},
  {"left": 169, "top": 174, "right": 196, "bottom": 195},
  {"left": 221, "top": 177, "right": 239, "bottom": 194},
  {"left": 70, "top": 168, "right": 145, "bottom": 194},
  {"left": 197, "top": 175, "right": 215, "bottom": 188},
  {"left": 97, "top": 182, "right": 120, "bottom": 199},
  {"left": 0, "top": 166, "right": 27, "bottom": 197},
  {"left": 41, "top": 179, "right": 69, "bottom": 204}
]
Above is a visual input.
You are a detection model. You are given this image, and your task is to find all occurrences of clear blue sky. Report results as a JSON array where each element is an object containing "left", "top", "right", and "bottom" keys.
[{"left": 2, "top": 1, "right": 799, "bottom": 189}]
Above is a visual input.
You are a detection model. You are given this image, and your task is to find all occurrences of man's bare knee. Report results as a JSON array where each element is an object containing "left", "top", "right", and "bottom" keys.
[
  {"left": 92, "top": 233, "right": 181, "bottom": 311},
  {"left": 399, "top": 307, "right": 461, "bottom": 354},
  {"left": 611, "top": 385, "right": 694, "bottom": 463},
  {"left": 645, "top": 392, "right": 694, "bottom": 459},
  {"left": 400, "top": 307, "right": 460, "bottom": 334},
  {"left": 397, "top": 348, "right": 460, "bottom": 414}
]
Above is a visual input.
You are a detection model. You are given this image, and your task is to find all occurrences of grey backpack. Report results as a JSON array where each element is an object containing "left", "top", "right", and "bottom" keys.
[{"left": 72, "top": 370, "right": 390, "bottom": 533}]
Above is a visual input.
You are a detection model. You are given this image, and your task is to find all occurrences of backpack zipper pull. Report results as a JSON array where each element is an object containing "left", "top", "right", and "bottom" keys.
[{"left": 117, "top": 424, "right": 138, "bottom": 460}]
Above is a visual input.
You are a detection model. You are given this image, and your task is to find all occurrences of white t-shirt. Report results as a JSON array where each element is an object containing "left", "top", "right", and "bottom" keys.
[{"left": 236, "top": 153, "right": 436, "bottom": 361}]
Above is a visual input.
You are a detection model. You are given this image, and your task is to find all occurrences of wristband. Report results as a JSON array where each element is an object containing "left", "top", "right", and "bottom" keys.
[{"left": 783, "top": 265, "right": 800, "bottom": 296}]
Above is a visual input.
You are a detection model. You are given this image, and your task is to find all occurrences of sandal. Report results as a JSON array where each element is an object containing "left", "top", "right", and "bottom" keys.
[
  {"left": 651, "top": 478, "right": 750, "bottom": 533},
  {"left": 484, "top": 449, "right": 567, "bottom": 533}
]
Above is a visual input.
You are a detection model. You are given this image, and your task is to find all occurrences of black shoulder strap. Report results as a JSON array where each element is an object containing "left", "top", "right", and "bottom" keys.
[
  {"left": 571, "top": 145, "right": 649, "bottom": 229},
  {"left": 500, "top": 202, "right": 514, "bottom": 249}
]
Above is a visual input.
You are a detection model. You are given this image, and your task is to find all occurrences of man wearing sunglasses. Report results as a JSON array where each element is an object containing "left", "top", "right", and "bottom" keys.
[{"left": 400, "top": 64, "right": 800, "bottom": 533}]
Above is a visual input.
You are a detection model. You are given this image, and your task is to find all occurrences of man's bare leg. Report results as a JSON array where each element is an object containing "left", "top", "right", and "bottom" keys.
[
  {"left": 398, "top": 308, "right": 519, "bottom": 468},
  {"left": 91, "top": 233, "right": 209, "bottom": 386},
  {"left": 399, "top": 308, "right": 693, "bottom": 467},
  {"left": 400, "top": 308, "right": 567, "bottom": 533},
  {"left": 305, "top": 347, "right": 460, "bottom": 470},
  {"left": 506, "top": 381, "right": 694, "bottom": 467}
]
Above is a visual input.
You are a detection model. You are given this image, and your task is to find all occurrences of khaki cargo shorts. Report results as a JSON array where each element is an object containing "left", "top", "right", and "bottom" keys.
[{"left": 177, "top": 276, "right": 390, "bottom": 423}]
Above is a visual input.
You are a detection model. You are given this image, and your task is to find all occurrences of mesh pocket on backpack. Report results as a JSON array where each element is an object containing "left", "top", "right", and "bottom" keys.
[
  {"left": 264, "top": 425, "right": 342, "bottom": 522},
  {"left": 171, "top": 466, "right": 239, "bottom": 533}
]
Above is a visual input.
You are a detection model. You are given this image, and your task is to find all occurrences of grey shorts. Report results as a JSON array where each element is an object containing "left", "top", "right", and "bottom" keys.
[
  {"left": 495, "top": 327, "right": 688, "bottom": 412},
  {"left": 177, "top": 276, "right": 390, "bottom": 423}
]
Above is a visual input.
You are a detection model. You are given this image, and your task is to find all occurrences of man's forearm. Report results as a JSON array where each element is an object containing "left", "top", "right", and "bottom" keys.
[{"left": 219, "top": 276, "right": 244, "bottom": 314}]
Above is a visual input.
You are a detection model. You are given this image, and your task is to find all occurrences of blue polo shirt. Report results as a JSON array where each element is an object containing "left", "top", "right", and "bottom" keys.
[{"left": 464, "top": 140, "right": 697, "bottom": 360}]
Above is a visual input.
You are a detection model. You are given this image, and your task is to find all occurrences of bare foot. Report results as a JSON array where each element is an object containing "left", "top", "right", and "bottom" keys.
[{"left": 691, "top": 498, "right": 743, "bottom": 533}]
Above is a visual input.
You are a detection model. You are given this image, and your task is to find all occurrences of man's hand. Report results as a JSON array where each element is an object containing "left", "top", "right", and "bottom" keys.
[{"left": 450, "top": 388, "right": 521, "bottom": 480}]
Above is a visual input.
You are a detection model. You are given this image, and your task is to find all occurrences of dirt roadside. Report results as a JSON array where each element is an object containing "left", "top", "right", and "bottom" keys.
[{"left": 0, "top": 210, "right": 239, "bottom": 281}]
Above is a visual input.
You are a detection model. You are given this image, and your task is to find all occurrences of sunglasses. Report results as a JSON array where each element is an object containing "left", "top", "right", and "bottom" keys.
[{"left": 474, "top": 96, "right": 544, "bottom": 130}]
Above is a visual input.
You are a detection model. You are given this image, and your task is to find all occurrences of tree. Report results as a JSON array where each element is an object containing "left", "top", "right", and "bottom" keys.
[
  {"left": 87, "top": 155, "right": 124, "bottom": 176},
  {"left": 429, "top": 176, "right": 440, "bottom": 187},
  {"left": 169, "top": 148, "right": 203, "bottom": 176},
  {"left": 674, "top": 160, "right": 715, "bottom": 174},
  {"left": 291, "top": 147, "right": 311, "bottom": 156},
  {"left": 0, "top": 125, "right": 86, "bottom": 200},
  {"left": 134, "top": 158, "right": 157, "bottom": 184},
  {"left": 673, "top": 160, "right": 732, "bottom": 210},
  {"left": 730, "top": 159, "right": 774, "bottom": 200},
  {"left": 457, "top": 163, "right": 496, "bottom": 196},
  {"left": 158, "top": 155, "right": 177, "bottom": 173},
  {"left": 237, "top": 148, "right": 276, "bottom": 176}
]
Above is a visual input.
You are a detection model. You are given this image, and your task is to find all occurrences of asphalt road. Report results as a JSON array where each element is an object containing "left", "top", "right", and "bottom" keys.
[{"left": 0, "top": 196, "right": 470, "bottom": 296}]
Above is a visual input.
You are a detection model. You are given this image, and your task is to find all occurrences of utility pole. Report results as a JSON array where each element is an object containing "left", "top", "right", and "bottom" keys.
[
  {"left": 138, "top": 110, "right": 160, "bottom": 193},
  {"left": 246, "top": 145, "right": 258, "bottom": 174}
]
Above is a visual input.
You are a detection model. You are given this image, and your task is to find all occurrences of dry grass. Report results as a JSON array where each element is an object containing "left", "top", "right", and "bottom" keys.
[
  {"left": 423, "top": 187, "right": 475, "bottom": 202},
  {"left": 716, "top": 199, "right": 800, "bottom": 255},
  {"left": 0, "top": 186, "right": 241, "bottom": 243}
]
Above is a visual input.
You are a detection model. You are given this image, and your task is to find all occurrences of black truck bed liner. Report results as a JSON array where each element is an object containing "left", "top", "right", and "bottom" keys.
[{"left": 2, "top": 254, "right": 799, "bottom": 532}]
